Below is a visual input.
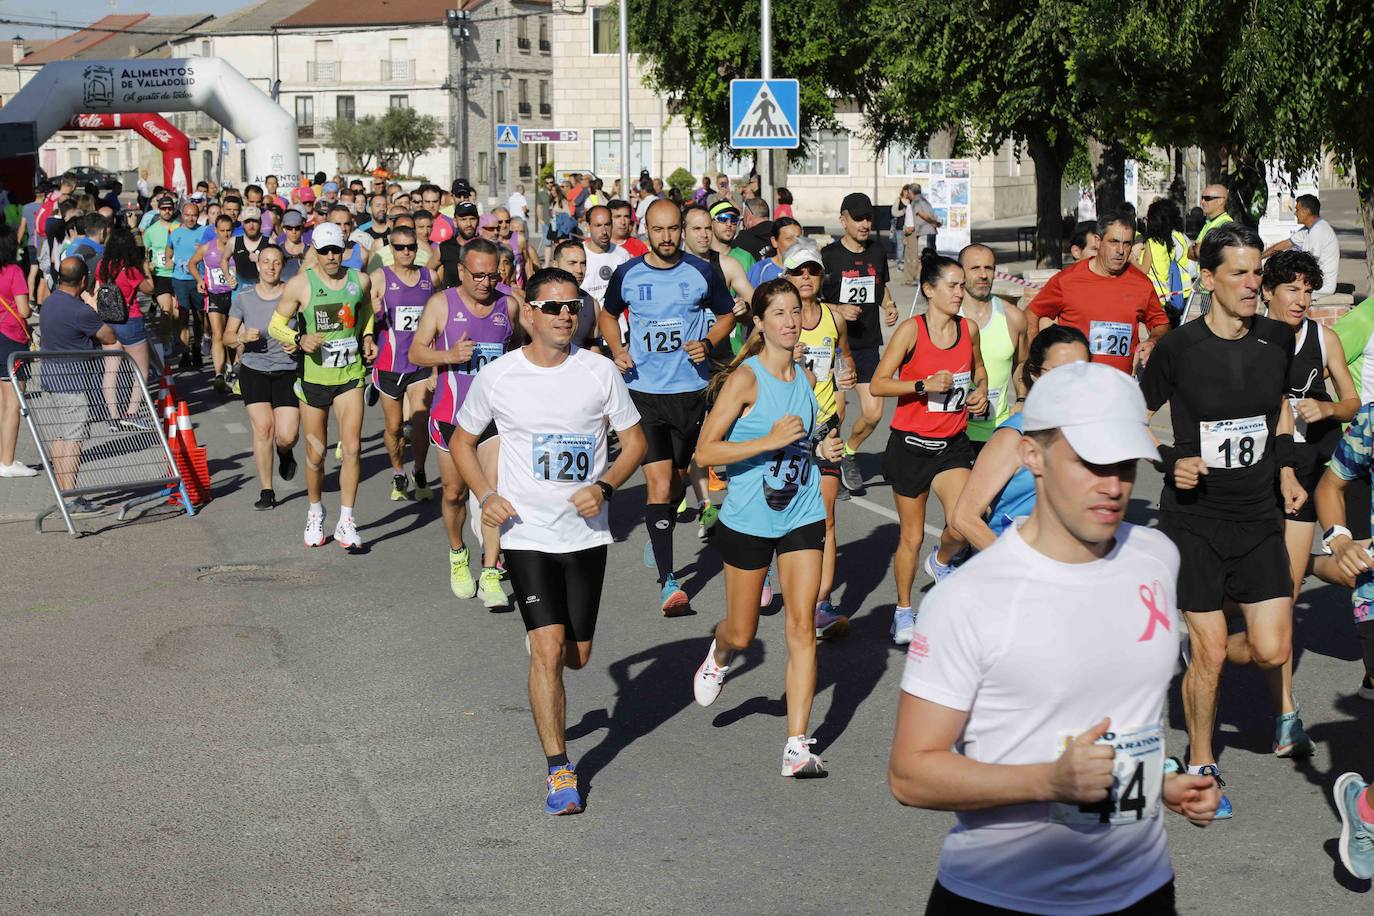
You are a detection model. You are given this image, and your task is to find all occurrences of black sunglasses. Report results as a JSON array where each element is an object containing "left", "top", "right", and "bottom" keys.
[
  {"left": 787, "top": 265, "right": 822, "bottom": 277},
  {"left": 1200, "top": 194, "right": 1225, "bottom": 202},
  {"left": 529, "top": 299, "right": 583, "bottom": 315},
  {"left": 317, "top": 246, "right": 344, "bottom": 256},
  {"left": 392, "top": 242, "right": 418, "bottom": 252}
]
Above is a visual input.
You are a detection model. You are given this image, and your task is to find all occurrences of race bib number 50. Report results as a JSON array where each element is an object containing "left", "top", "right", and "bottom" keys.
[
  {"left": 1200, "top": 415, "right": 1267, "bottom": 469},
  {"left": 1050, "top": 723, "right": 1164, "bottom": 827}
]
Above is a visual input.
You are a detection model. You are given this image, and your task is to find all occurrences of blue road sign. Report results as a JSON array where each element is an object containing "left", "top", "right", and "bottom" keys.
[
  {"left": 496, "top": 123, "right": 521, "bottom": 150},
  {"left": 730, "top": 79, "right": 799, "bottom": 150}
]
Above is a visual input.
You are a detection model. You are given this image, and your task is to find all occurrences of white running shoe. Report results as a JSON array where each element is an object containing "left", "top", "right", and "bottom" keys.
[
  {"left": 891, "top": 608, "right": 915, "bottom": 645},
  {"left": 0, "top": 462, "right": 38, "bottom": 478},
  {"left": 924, "top": 550, "right": 954, "bottom": 583},
  {"left": 334, "top": 516, "right": 364, "bottom": 551},
  {"left": 693, "top": 639, "right": 730, "bottom": 707},
  {"left": 781, "top": 735, "right": 827, "bottom": 778},
  {"left": 304, "top": 508, "right": 326, "bottom": 548}
]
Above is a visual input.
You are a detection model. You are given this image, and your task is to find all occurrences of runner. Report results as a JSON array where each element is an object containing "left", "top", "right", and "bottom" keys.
[
  {"left": 784, "top": 239, "right": 858, "bottom": 638},
  {"left": 959, "top": 244, "right": 1028, "bottom": 453},
  {"left": 891, "top": 360, "right": 1219, "bottom": 915},
  {"left": 141, "top": 194, "right": 178, "bottom": 329},
  {"left": 370, "top": 224, "right": 436, "bottom": 502},
  {"left": 1028, "top": 207, "right": 1169, "bottom": 375},
  {"left": 267, "top": 221, "right": 374, "bottom": 551},
  {"left": 581, "top": 205, "right": 629, "bottom": 306},
  {"left": 187, "top": 214, "right": 238, "bottom": 392},
  {"left": 598, "top": 198, "right": 736, "bottom": 613},
  {"left": 871, "top": 252, "right": 987, "bottom": 644},
  {"left": 1141, "top": 223, "right": 1312, "bottom": 818},
  {"left": 951, "top": 325, "right": 1090, "bottom": 550},
  {"left": 408, "top": 238, "right": 519, "bottom": 606},
  {"left": 691, "top": 278, "right": 845, "bottom": 776},
  {"left": 225, "top": 245, "right": 299, "bottom": 509},
  {"left": 438, "top": 201, "right": 480, "bottom": 288},
  {"left": 551, "top": 239, "right": 606, "bottom": 350},
  {"left": 746, "top": 217, "right": 803, "bottom": 288},
  {"left": 822, "top": 192, "right": 899, "bottom": 492},
  {"left": 168, "top": 201, "right": 204, "bottom": 370},
  {"left": 608, "top": 198, "right": 648, "bottom": 258},
  {"left": 453, "top": 266, "right": 645, "bottom": 816}
]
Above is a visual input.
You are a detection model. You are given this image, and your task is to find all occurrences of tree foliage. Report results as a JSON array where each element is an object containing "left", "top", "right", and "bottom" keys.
[{"left": 324, "top": 109, "right": 444, "bottom": 177}]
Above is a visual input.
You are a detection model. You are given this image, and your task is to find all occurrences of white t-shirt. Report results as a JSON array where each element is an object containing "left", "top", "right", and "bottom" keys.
[
  {"left": 506, "top": 191, "right": 529, "bottom": 221},
  {"left": 1290, "top": 218, "right": 1339, "bottom": 296},
  {"left": 456, "top": 347, "right": 640, "bottom": 553},
  {"left": 901, "top": 522, "right": 1181, "bottom": 915},
  {"left": 583, "top": 242, "right": 631, "bottom": 304}
]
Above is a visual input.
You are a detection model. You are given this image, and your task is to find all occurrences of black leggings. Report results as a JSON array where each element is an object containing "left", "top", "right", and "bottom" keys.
[
  {"left": 505, "top": 545, "right": 608, "bottom": 643},
  {"left": 925, "top": 879, "right": 1176, "bottom": 915}
]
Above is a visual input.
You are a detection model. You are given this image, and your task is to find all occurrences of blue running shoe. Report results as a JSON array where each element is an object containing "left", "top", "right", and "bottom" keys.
[
  {"left": 660, "top": 574, "right": 688, "bottom": 617},
  {"left": 1335, "top": 772, "right": 1374, "bottom": 879},
  {"left": 1195, "top": 764, "right": 1232, "bottom": 819},
  {"left": 643, "top": 538, "right": 655, "bottom": 569},
  {"left": 545, "top": 763, "right": 583, "bottom": 816},
  {"left": 891, "top": 607, "right": 915, "bottom": 645},
  {"left": 1274, "top": 710, "right": 1315, "bottom": 758}
]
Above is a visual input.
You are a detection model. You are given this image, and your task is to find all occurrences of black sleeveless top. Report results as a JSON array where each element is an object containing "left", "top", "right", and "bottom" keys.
[{"left": 1287, "top": 318, "right": 1340, "bottom": 460}]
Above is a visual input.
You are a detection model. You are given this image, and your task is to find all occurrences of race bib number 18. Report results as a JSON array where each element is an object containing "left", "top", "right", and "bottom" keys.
[
  {"left": 1199, "top": 415, "right": 1268, "bottom": 469},
  {"left": 532, "top": 433, "right": 593, "bottom": 482},
  {"left": 1049, "top": 723, "right": 1164, "bottom": 827}
]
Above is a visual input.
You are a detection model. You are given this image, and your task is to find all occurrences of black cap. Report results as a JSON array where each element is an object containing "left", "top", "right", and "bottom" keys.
[
  {"left": 841, "top": 192, "right": 873, "bottom": 220},
  {"left": 156, "top": 195, "right": 176, "bottom": 208},
  {"left": 455, "top": 201, "right": 479, "bottom": 218},
  {"left": 452, "top": 178, "right": 473, "bottom": 196}
]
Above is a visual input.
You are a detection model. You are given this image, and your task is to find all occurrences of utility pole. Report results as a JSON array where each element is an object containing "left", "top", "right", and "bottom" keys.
[
  {"left": 618, "top": 0, "right": 630, "bottom": 202},
  {"left": 447, "top": 9, "right": 472, "bottom": 182},
  {"left": 758, "top": 0, "right": 772, "bottom": 211}
]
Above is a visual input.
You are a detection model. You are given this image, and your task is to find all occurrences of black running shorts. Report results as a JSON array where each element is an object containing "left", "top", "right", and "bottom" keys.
[
  {"left": 372, "top": 366, "right": 433, "bottom": 400},
  {"left": 714, "top": 519, "right": 826, "bottom": 571},
  {"left": 505, "top": 545, "right": 608, "bottom": 641},
  {"left": 883, "top": 430, "right": 974, "bottom": 499},
  {"left": 629, "top": 388, "right": 707, "bottom": 469},
  {"left": 239, "top": 365, "right": 298, "bottom": 409},
  {"left": 1160, "top": 511, "right": 1292, "bottom": 610}
]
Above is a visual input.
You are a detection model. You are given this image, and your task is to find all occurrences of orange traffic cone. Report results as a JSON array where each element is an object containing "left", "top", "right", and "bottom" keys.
[
  {"left": 176, "top": 401, "right": 212, "bottom": 496},
  {"left": 157, "top": 363, "right": 177, "bottom": 414},
  {"left": 176, "top": 401, "right": 199, "bottom": 450},
  {"left": 166, "top": 415, "right": 208, "bottom": 508}
]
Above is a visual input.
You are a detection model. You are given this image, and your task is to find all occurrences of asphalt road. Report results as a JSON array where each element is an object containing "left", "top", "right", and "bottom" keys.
[{"left": 4, "top": 300, "right": 1374, "bottom": 914}]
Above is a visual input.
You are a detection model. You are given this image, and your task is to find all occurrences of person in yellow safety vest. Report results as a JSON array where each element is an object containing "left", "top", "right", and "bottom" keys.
[
  {"left": 1136, "top": 198, "right": 1194, "bottom": 325},
  {"left": 1187, "top": 182, "right": 1234, "bottom": 260}
]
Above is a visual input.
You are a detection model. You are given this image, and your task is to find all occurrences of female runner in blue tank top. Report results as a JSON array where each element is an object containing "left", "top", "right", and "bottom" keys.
[
  {"left": 691, "top": 278, "right": 845, "bottom": 778},
  {"left": 950, "top": 325, "right": 1090, "bottom": 550}
]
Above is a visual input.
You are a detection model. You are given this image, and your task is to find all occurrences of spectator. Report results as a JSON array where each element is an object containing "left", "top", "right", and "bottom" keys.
[
  {"left": 733, "top": 197, "right": 774, "bottom": 262},
  {"left": 693, "top": 176, "right": 713, "bottom": 208},
  {"left": 775, "top": 186, "right": 794, "bottom": 220},
  {"left": 1135, "top": 198, "right": 1194, "bottom": 323},
  {"left": 67, "top": 212, "right": 112, "bottom": 292},
  {"left": 1263, "top": 194, "right": 1339, "bottom": 297},
  {"left": 1069, "top": 221, "right": 1101, "bottom": 262},
  {"left": 0, "top": 227, "right": 36, "bottom": 478},
  {"left": 95, "top": 224, "right": 155, "bottom": 430},
  {"left": 38, "top": 257, "right": 118, "bottom": 515},
  {"left": 902, "top": 184, "right": 940, "bottom": 285},
  {"left": 507, "top": 184, "right": 529, "bottom": 223}
]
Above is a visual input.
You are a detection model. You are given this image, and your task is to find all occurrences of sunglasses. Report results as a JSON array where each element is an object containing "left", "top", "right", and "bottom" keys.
[
  {"left": 714, "top": 214, "right": 740, "bottom": 224},
  {"left": 787, "top": 265, "right": 822, "bottom": 277},
  {"left": 158, "top": 206, "right": 174, "bottom": 211},
  {"left": 317, "top": 246, "right": 344, "bottom": 256},
  {"left": 464, "top": 270, "right": 502, "bottom": 283},
  {"left": 392, "top": 242, "right": 418, "bottom": 252},
  {"left": 529, "top": 299, "right": 583, "bottom": 315},
  {"left": 285, "top": 224, "right": 303, "bottom": 231},
  {"left": 243, "top": 218, "right": 261, "bottom": 223},
  {"left": 1200, "top": 195, "right": 1225, "bottom": 202}
]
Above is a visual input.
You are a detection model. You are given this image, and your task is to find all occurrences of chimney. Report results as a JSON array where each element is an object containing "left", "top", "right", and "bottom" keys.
[{"left": 11, "top": 39, "right": 26, "bottom": 65}]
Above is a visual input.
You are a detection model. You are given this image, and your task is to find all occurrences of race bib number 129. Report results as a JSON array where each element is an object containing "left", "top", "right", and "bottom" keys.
[{"left": 532, "top": 433, "right": 593, "bottom": 482}]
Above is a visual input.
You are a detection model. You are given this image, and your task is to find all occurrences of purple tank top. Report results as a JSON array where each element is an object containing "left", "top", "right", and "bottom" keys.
[
  {"left": 203, "top": 242, "right": 234, "bottom": 294},
  {"left": 375, "top": 265, "right": 434, "bottom": 374},
  {"left": 430, "top": 289, "right": 514, "bottom": 424}
]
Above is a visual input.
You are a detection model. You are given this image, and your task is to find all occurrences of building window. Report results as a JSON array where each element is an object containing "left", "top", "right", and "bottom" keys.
[
  {"left": 240, "top": 149, "right": 248, "bottom": 182},
  {"left": 518, "top": 16, "right": 530, "bottom": 51},
  {"left": 336, "top": 95, "right": 355, "bottom": 122},
  {"left": 87, "top": 147, "right": 100, "bottom": 167},
  {"left": 519, "top": 143, "right": 531, "bottom": 177},
  {"left": 67, "top": 149, "right": 81, "bottom": 169},
  {"left": 478, "top": 152, "right": 488, "bottom": 185},
  {"left": 539, "top": 17, "right": 550, "bottom": 52},
  {"left": 200, "top": 39, "right": 211, "bottom": 57},
  {"left": 591, "top": 6, "right": 629, "bottom": 55},
  {"left": 202, "top": 149, "right": 213, "bottom": 181},
  {"left": 688, "top": 134, "right": 752, "bottom": 178},
  {"left": 518, "top": 79, "right": 530, "bottom": 115},
  {"left": 301, "top": 152, "right": 315, "bottom": 175},
  {"left": 295, "top": 96, "right": 314, "bottom": 127},
  {"left": 496, "top": 90, "right": 506, "bottom": 123},
  {"left": 389, "top": 94, "right": 409, "bottom": 109},
  {"left": 105, "top": 147, "right": 118, "bottom": 170},
  {"left": 499, "top": 152, "right": 508, "bottom": 185},
  {"left": 593, "top": 128, "right": 652, "bottom": 177},
  {"left": 886, "top": 141, "right": 929, "bottom": 178},
  {"left": 539, "top": 80, "right": 551, "bottom": 116},
  {"left": 791, "top": 129, "right": 850, "bottom": 177}
]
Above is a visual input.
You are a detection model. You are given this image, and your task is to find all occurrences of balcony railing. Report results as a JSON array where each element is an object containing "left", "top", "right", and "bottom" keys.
[
  {"left": 518, "top": 102, "right": 532, "bottom": 116},
  {"left": 306, "top": 60, "right": 339, "bottom": 83},
  {"left": 539, "top": 103, "right": 552, "bottom": 116},
  {"left": 517, "top": 37, "right": 531, "bottom": 51},
  {"left": 297, "top": 123, "right": 315, "bottom": 138},
  {"left": 539, "top": 39, "right": 551, "bottom": 52},
  {"left": 380, "top": 58, "right": 415, "bottom": 83}
]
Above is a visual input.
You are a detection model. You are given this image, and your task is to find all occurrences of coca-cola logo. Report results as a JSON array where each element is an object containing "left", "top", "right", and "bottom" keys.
[
  {"left": 71, "top": 114, "right": 107, "bottom": 129},
  {"left": 143, "top": 123, "right": 173, "bottom": 143}
]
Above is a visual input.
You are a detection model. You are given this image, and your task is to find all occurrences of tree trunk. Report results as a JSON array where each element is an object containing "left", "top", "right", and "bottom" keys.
[
  {"left": 1202, "top": 144, "right": 1225, "bottom": 185},
  {"left": 1357, "top": 157, "right": 1374, "bottom": 299},
  {"left": 1027, "top": 129, "right": 1073, "bottom": 268},
  {"left": 1090, "top": 138, "right": 1126, "bottom": 214}
]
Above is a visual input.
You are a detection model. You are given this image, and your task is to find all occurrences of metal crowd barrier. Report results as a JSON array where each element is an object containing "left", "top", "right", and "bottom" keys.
[{"left": 8, "top": 349, "right": 194, "bottom": 536}]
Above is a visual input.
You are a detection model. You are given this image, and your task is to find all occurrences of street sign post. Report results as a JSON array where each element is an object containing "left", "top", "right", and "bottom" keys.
[
  {"left": 729, "top": 79, "right": 799, "bottom": 150},
  {"left": 496, "top": 123, "right": 521, "bottom": 150},
  {"left": 522, "top": 129, "right": 580, "bottom": 144}
]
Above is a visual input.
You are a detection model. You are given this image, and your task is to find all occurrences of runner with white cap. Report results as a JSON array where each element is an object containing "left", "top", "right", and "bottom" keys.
[{"left": 891, "top": 361, "right": 1220, "bottom": 915}]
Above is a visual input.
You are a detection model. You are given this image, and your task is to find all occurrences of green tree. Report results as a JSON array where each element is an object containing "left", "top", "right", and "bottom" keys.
[
  {"left": 379, "top": 107, "right": 445, "bottom": 178},
  {"left": 668, "top": 167, "right": 696, "bottom": 198},
  {"left": 324, "top": 115, "right": 384, "bottom": 172}
]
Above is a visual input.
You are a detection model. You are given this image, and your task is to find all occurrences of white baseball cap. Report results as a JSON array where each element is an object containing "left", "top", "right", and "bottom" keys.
[
  {"left": 311, "top": 222, "right": 346, "bottom": 250},
  {"left": 782, "top": 238, "right": 823, "bottom": 271},
  {"left": 1021, "top": 361, "right": 1159, "bottom": 464}
]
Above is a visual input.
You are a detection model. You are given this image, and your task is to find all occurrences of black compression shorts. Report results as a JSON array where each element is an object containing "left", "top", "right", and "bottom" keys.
[
  {"left": 629, "top": 388, "right": 707, "bottom": 469},
  {"left": 714, "top": 519, "right": 826, "bottom": 571},
  {"left": 1160, "top": 511, "right": 1292, "bottom": 610},
  {"left": 883, "top": 430, "right": 974, "bottom": 498},
  {"left": 505, "top": 545, "right": 608, "bottom": 641}
]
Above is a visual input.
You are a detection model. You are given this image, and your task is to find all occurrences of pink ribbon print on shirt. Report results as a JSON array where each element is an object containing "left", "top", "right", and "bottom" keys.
[{"left": 1137, "top": 580, "right": 1172, "bottom": 643}]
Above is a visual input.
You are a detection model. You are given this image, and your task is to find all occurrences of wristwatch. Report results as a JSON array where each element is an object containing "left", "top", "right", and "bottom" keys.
[
  {"left": 596, "top": 480, "right": 614, "bottom": 502},
  {"left": 913, "top": 379, "right": 926, "bottom": 396},
  {"left": 1322, "top": 525, "right": 1353, "bottom": 553}
]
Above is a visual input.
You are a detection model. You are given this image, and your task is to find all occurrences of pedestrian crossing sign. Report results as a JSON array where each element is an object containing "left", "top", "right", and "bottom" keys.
[
  {"left": 730, "top": 79, "right": 799, "bottom": 150},
  {"left": 496, "top": 123, "right": 520, "bottom": 150}
]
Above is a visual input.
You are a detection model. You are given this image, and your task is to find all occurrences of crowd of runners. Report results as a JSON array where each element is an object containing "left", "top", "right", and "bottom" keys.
[{"left": 11, "top": 167, "right": 1374, "bottom": 913}]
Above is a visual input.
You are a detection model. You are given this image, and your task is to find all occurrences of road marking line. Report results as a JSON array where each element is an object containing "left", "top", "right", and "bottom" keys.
[
  {"left": 224, "top": 422, "right": 247, "bottom": 434},
  {"left": 847, "top": 494, "right": 943, "bottom": 538}
]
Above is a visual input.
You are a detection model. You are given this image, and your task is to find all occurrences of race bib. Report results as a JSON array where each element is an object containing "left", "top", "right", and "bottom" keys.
[
  {"left": 973, "top": 387, "right": 1001, "bottom": 421},
  {"left": 840, "top": 275, "right": 876, "bottom": 305},
  {"left": 637, "top": 317, "right": 684, "bottom": 354},
  {"left": 321, "top": 336, "right": 359, "bottom": 368},
  {"left": 765, "top": 441, "right": 813, "bottom": 491},
  {"left": 1199, "top": 415, "right": 1267, "bottom": 469},
  {"left": 1286, "top": 398, "right": 1309, "bottom": 445},
  {"left": 208, "top": 267, "right": 228, "bottom": 288},
  {"left": 928, "top": 370, "right": 971, "bottom": 413},
  {"left": 531, "top": 433, "right": 593, "bottom": 482},
  {"left": 1090, "top": 320, "right": 1133, "bottom": 358},
  {"left": 461, "top": 341, "right": 504, "bottom": 375},
  {"left": 393, "top": 305, "right": 424, "bottom": 333},
  {"left": 1050, "top": 723, "right": 1164, "bottom": 827},
  {"left": 803, "top": 342, "right": 834, "bottom": 382}
]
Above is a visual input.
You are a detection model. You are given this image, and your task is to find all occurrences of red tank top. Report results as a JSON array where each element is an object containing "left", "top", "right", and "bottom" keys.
[{"left": 892, "top": 315, "right": 974, "bottom": 438}]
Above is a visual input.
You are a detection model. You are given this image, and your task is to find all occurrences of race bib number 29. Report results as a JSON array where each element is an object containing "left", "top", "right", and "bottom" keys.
[
  {"left": 840, "top": 275, "right": 876, "bottom": 305},
  {"left": 1050, "top": 723, "right": 1164, "bottom": 827}
]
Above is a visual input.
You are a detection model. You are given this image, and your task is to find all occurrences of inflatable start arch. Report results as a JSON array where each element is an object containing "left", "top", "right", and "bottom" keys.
[
  {"left": 66, "top": 113, "right": 193, "bottom": 193},
  {"left": 0, "top": 57, "right": 297, "bottom": 187}
]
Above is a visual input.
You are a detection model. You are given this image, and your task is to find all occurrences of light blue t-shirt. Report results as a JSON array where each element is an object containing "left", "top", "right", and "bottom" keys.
[
  {"left": 719, "top": 358, "right": 826, "bottom": 538},
  {"left": 747, "top": 258, "right": 785, "bottom": 288},
  {"left": 602, "top": 252, "right": 733, "bottom": 395},
  {"left": 987, "top": 412, "right": 1037, "bottom": 536},
  {"left": 169, "top": 226, "right": 203, "bottom": 281}
]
